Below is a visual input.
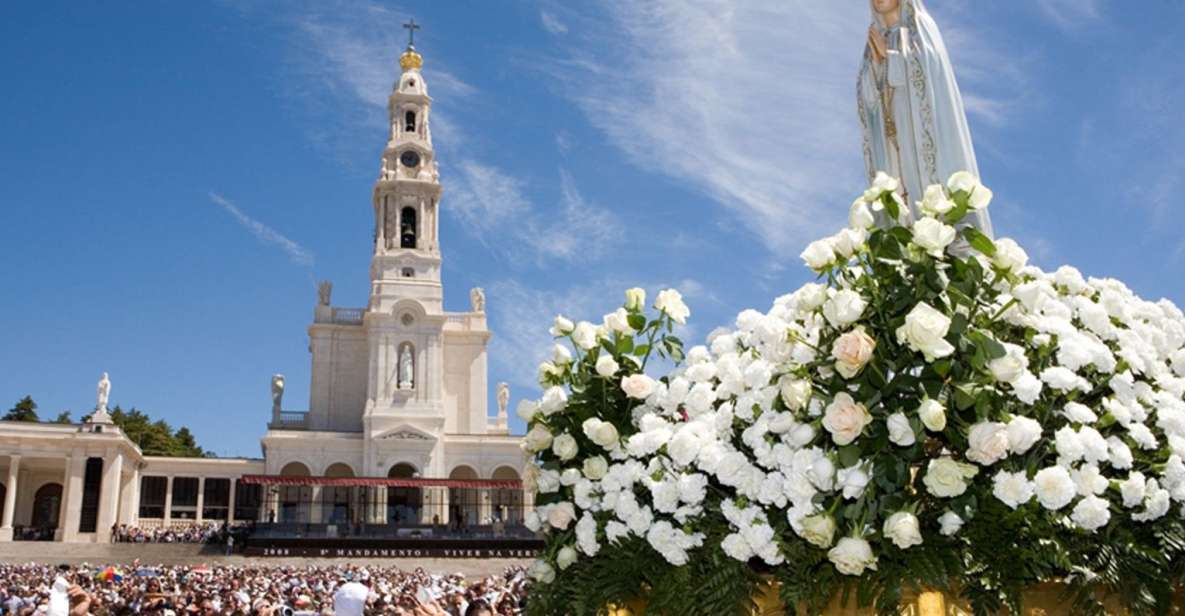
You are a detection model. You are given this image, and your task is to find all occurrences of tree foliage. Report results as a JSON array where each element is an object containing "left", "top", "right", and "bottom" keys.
[{"left": 3, "top": 396, "right": 39, "bottom": 422}]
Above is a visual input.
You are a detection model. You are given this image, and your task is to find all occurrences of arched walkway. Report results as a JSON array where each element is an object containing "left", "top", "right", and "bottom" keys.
[
  {"left": 322, "top": 463, "right": 354, "bottom": 524},
  {"left": 386, "top": 463, "right": 421, "bottom": 525},
  {"left": 448, "top": 465, "right": 480, "bottom": 528},
  {"left": 278, "top": 462, "right": 311, "bottom": 523},
  {"left": 32, "top": 483, "right": 63, "bottom": 531},
  {"left": 491, "top": 466, "right": 523, "bottom": 525}
]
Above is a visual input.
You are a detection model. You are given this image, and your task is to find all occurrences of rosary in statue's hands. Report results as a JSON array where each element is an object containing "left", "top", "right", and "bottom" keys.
[{"left": 867, "top": 25, "right": 888, "bottom": 63}]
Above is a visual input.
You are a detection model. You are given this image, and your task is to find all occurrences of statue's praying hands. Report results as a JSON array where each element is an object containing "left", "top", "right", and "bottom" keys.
[{"left": 867, "top": 25, "right": 887, "bottom": 63}]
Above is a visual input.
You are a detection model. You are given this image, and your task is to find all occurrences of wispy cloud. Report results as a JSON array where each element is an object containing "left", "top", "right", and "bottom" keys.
[
  {"left": 543, "top": 2, "right": 1028, "bottom": 255},
  {"left": 540, "top": 10, "right": 568, "bottom": 35},
  {"left": 448, "top": 164, "right": 622, "bottom": 264},
  {"left": 208, "top": 193, "right": 314, "bottom": 266},
  {"left": 1035, "top": 0, "right": 1103, "bottom": 30}
]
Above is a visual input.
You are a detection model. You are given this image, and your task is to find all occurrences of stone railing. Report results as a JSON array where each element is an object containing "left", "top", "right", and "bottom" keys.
[{"left": 269, "top": 411, "right": 309, "bottom": 430}]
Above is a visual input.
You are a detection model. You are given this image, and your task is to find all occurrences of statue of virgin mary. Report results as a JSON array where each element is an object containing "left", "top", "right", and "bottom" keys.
[{"left": 858, "top": 0, "right": 993, "bottom": 238}]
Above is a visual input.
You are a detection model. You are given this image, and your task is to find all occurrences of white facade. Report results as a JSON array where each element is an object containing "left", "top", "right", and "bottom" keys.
[{"left": 0, "top": 44, "right": 524, "bottom": 543}]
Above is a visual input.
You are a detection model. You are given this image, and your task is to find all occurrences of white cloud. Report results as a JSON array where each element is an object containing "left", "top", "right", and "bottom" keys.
[
  {"left": 546, "top": 2, "right": 1025, "bottom": 255},
  {"left": 448, "top": 164, "right": 622, "bottom": 264},
  {"left": 540, "top": 10, "right": 569, "bottom": 35},
  {"left": 1036, "top": 0, "right": 1102, "bottom": 30},
  {"left": 208, "top": 193, "right": 314, "bottom": 266}
]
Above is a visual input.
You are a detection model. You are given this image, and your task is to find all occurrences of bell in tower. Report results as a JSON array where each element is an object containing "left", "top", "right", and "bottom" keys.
[{"left": 400, "top": 206, "right": 418, "bottom": 249}]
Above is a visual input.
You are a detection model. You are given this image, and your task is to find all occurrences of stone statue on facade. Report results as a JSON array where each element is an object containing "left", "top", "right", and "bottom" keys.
[
  {"left": 90, "top": 372, "right": 113, "bottom": 423},
  {"left": 470, "top": 287, "right": 486, "bottom": 313},
  {"left": 497, "top": 381, "right": 510, "bottom": 415},
  {"left": 271, "top": 374, "right": 285, "bottom": 412},
  {"left": 317, "top": 280, "right": 333, "bottom": 306},
  {"left": 398, "top": 346, "right": 415, "bottom": 389}
]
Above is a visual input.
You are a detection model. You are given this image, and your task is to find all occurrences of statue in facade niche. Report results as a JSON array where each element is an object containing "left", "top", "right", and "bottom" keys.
[
  {"left": 96, "top": 372, "right": 111, "bottom": 413},
  {"left": 317, "top": 280, "right": 333, "bottom": 306},
  {"left": 858, "top": 0, "right": 993, "bottom": 238},
  {"left": 470, "top": 287, "right": 485, "bottom": 313},
  {"left": 398, "top": 346, "right": 415, "bottom": 389},
  {"left": 271, "top": 374, "right": 285, "bottom": 412},
  {"left": 497, "top": 382, "right": 510, "bottom": 418}
]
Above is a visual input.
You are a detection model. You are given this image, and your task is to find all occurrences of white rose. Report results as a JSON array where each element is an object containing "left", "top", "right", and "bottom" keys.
[
  {"left": 829, "top": 228, "right": 866, "bottom": 259},
  {"left": 822, "top": 393, "right": 872, "bottom": 446},
  {"left": 800, "top": 239, "right": 836, "bottom": 271},
  {"left": 602, "top": 308, "right": 634, "bottom": 335},
  {"left": 527, "top": 559, "right": 555, "bottom": 583},
  {"left": 654, "top": 289, "right": 690, "bottom": 324},
  {"left": 1033, "top": 466, "right": 1076, "bottom": 511},
  {"left": 887, "top": 412, "right": 916, "bottom": 446},
  {"left": 990, "top": 343, "right": 1028, "bottom": 384},
  {"left": 621, "top": 374, "right": 656, "bottom": 399},
  {"left": 883, "top": 511, "right": 923, "bottom": 550},
  {"left": 911, "top": 217, "right": 958, "bottom": 258},
  {"left": 516, "top": 400, "right": 539, "bottom": 422},
  {"left": 966, "top": 422, "right": 1010, "bottom": 466},
  {"left": 1006, "top": 416, "right": 1042, "bottom": 454},
  {"left": 595, "top": 354, "right": 620, "bottom": 378},
  {"left": 864, "top": 171, "right": 900, "bottom": 201},
  {"left": 552, "top": 343, "right": 573, "bottom": 365},
  {"left": 556, "top": 546, "right": 578, "bottom": 570},
  {"left": 798, "top": 514, "right": 837, "bottom": 548},
  {"left": 924, "top": 457, "right": 979, "bottom": 498},
  {"left": 832, "top": 328, "right": 876, "bottom": 379},
  {"left": 919, "top": 184, "right": 954, "bottom": 216},
  {"left": 1070, "top": 494, "right": 1111, "bottom": 532},
  {"left": 571, "top": 321, "right": 599, "bottom": 350},
  {"left": 823, "top": 290, "right": 867, "bottom": 328},
  {"left": 552, "top": 433, "right": 579, "bottom": 461},
  {"left": 849, "top": 198, "right": 875, "bottom": 229},
  {"left": 918, "top": 399, "right": 947, "bottom": 432},
  {"left": 546, "top": 502, "right": 576, "bottom": 530},
  {"left": 540, "top": 386, "right": 568, "bottom": 415},
  {"left": 537, "top": 361, "right": 562, "bottom": 383},
  {"left": 523, "top": 424, "right": 553, "bottom": 452},
  {"left": 582, "top": 418, "right": 620, "bottom": 450},
  {"left": 947, "top": 171, "right": 992, "bottom": 210},
  {"left": 896, "top": 302, "right": 955, "bottom": 360},
  {"left": 796, "top": 283, "right": 829, "bottom": 311},
  {"left": 992, "top": 238, "right": 1029, "bottom": 271},
  {"left": 992, "top": 470, "right": 1035, "bottom": 509},
  {"left": 779, "top": 377, "right": 812, "bottom": 412},
  {"left": 938, "top": 511, "right": 964, "bottom": 536},
  {"left": 550, "top": 314, "right": 575, "bottom": 337},
  {"left": 837, "top": 463, "right": 870, "bottom": 500},
  {"left": 828, "top": 537, "right": 878, "bottom": 576},
  {"left": 624, "top": 287, "right": 646, "bottom": 312},
  {"left": 583, "top": 456, "right": 609, "bottom": 480}
]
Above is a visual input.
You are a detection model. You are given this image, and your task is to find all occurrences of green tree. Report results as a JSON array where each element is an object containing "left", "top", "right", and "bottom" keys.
[
  {"left": 107, "top": 406, "right": 207, "bottom": 457},
  {"left": 3, "top": 396, "right": 39, "bottom": 422},
  {"left": 52, "top": 411, "right": 73, "bottom": 424}
]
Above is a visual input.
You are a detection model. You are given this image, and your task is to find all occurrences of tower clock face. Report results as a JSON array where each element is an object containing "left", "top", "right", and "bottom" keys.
[{"left": 400, "top": 150, "right": 421, "bottom": 168}]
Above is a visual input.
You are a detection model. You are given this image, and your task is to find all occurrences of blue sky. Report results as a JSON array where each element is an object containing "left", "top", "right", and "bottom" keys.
[{"left": 2, "top": 1, "right": 1183, "bottom": 458}]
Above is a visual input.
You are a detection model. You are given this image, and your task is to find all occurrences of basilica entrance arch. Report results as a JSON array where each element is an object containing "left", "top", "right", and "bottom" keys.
[
  {"left": 448, "top": 465, "right": 480, "bottom": 528},
  {"left": 278, "top": 462, "right": 311, "bottom": 523},
  {"left": 322, "top": 463, "right": 354, "bottom": 524},
  {"left": 386, "top": 463, "right": 421, "bottom": 526},
  {"left": 490, "top": 466, "right": 523, "bottom": 524},
  {"left": 31, "top": 483, "right": 63, "bottom": 538}
]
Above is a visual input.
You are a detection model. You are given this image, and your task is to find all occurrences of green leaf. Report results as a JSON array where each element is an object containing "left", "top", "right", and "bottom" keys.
[
  {"left": 962, "top": 226, "right": 997, "bottom": 257},
  {"left": 633, "top": 344, "right": 650, "bottom": 357},
  {"left": 838, "top": 445, "right": 862, "bottom": 468},
  {"left": 882, "top": 192, "right": 900, "bottom": 222},
  {"left": 627, "top": 314, "right": 646, "bottom": 331},
  {"left": 933, "top": 360, "right": 952, "bottom": 378},
  {"left": 616, "top": 336, "right": 634, "bottom": 354}
]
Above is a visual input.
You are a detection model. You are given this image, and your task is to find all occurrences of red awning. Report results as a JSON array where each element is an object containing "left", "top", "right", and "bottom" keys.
[{"left": 238, "top": 474, "right": 522, "bottom": 489}]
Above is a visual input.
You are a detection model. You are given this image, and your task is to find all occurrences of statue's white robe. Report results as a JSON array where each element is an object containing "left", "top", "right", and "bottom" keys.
[{"left": 858, "top": 0, "right": 993, "bottom": 238}]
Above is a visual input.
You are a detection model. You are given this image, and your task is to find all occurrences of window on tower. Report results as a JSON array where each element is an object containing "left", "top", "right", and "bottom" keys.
[
  {"left": 400, "top": 206, "right": 417, "bottom": 249},
  {"left": 405, "top": 110, "right": 416, "bottom": 132}
]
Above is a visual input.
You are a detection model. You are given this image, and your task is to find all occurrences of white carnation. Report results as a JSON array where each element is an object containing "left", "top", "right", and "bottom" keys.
[
  {"left": 992, "top": 470, "right": 1035, "bottom": 509},
  {"left": 1033, "top": 466, "right": 1076, "bottom": 511}
]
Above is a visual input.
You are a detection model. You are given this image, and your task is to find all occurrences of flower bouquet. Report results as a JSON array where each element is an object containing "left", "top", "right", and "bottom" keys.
[{"left": 520, "top": 173, "right": 1185, "bottom": 616}]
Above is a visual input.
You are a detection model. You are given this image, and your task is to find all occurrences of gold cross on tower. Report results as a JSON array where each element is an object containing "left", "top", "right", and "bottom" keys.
[{"left": 403, "top": 18, "right": 421, "bottom": 48}]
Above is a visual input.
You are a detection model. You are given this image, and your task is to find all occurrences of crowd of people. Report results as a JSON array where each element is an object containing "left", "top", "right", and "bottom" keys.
[
  {"left": 0, "top": 563, "right": 528, "bottom": 615},
  {"left": 110, "top": 523, "right": 247, "bottom": 545}
]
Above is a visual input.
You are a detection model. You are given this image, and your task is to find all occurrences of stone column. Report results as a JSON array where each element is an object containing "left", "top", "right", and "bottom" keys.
[
  {"left": 58, "top": 455, "right": 86, "bottom": 542},
  {"left": 0, "top": 455, "right": 20, "bottom": 541},
  {"left": 196, "top": 477, "right": 205, "bottom": 523},
  {"left": 164, "top": 476, "right": 174, "bottom": 525},
  {"left": 227, "top": 479, "right": 237, "bottom": 522},
  {"left": 96, "top": 452, "right": 123, "bottom": 541},
  {"left": 119, "top": 468, "right": 140, "bottom": 526}
]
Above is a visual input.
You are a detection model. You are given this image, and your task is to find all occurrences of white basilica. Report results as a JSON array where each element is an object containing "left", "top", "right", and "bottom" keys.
[{"left": 0, "top": 40, "right": 527, "bottom": 544}]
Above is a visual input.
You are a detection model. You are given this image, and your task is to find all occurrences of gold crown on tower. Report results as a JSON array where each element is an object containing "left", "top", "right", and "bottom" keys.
[{"left": 399, "top": 47, "right": 423, "bottom": 71}]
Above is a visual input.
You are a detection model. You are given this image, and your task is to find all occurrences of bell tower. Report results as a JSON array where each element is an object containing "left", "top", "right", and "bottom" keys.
[{"left": 369, "top": 19, "right": 443, "bottom": 316}]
